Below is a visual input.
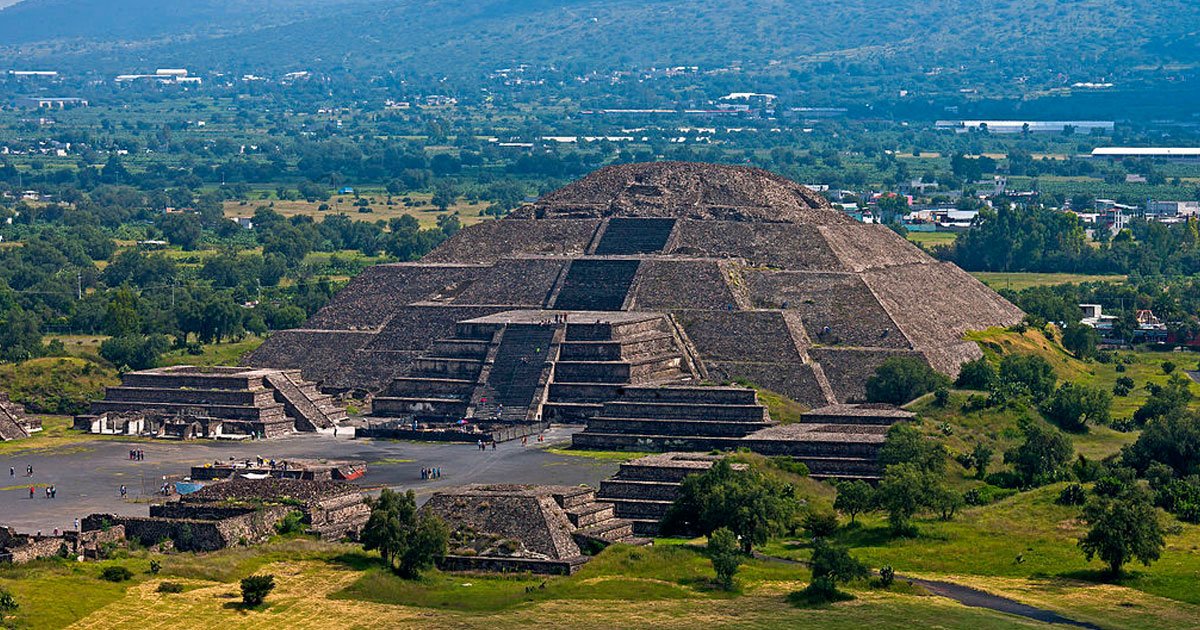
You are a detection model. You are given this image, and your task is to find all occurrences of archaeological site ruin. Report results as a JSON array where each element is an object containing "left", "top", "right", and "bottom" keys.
[
  {"left": 0, "top": 393, "right": 38, "bottom": 442},
  {"left": 246, "top": 161, "right": 1020, "bottom": 469}
]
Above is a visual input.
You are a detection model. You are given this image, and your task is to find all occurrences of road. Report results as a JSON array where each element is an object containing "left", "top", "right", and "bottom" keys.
[{"left": 0, "top": 426, "right": 618, "bottom": 534}]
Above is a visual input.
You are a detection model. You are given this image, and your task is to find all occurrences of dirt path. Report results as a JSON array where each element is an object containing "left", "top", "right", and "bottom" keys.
[{"left": 753, "top": 551, "right": 1103, "bottom": 629}]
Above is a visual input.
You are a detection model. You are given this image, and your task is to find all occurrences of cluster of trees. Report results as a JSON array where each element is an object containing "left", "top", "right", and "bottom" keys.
[
  {"left": 941, "top": 203, "right": 1200, "bottom": 276},
  {"left": 360, "top": 489, "right": 448, "bottom": 579}
]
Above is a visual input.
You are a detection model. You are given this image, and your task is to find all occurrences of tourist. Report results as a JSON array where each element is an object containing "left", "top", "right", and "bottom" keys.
[
  {"left": 120, "top": 485, "right": 127, "bottom": 498},
  {"left": 29, "top": 486, "right": 34, "bottom": 499},
  {"left": 522, "top": 436, "right": 527, "bottom": 446},
  {"left": 8, "top": 466, "right": 13, "bottom": 477},
  {"left": 50, "top": 485, "right": 56, "bottom": 499},
  {"left": 492, "top": 440, "right": 497, "bottom": 450},
  {"left": 74, "top": 518, "right": 80, "bottom": 531}
]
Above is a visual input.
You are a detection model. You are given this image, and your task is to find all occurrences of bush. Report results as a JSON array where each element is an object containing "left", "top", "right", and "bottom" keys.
[
  {"left": 797, "top": 539, "right": 869, "bottom": 603},
  {"left": 876, "top": 565, "right": 896, "bottom": 589},
  {"left": 99, "top": 334, "right": 170, "bottom": 371},
  {"left": 803, "top": 510, "right": 840, "bottom": 538},
  {"left": 1057, "top": 483, "right": 1088, "bottom": 506},
  {"left": 149, "top": 560, "right": 161, "bottom": 574},
  {"left": 707, "top": 527, "right": 742, "bottom": 591},
  {"left": 274, "top": 510, "right": 305, "bottom": 535},
  {"left": 1162, "top": 361, "right": 1176, "bottom": 374},
  {"left": 933, "top": 387, "right": 950, "bottom": 407},
  {"left": 240, "top": 574, "right": 276, "bottom": 607},
  {"left": 100, "top": 566, "right": 133, "bottom": 582},
  {"left": 0, "top": 588, "right": 17, "bottom": 620},
  {"left": 156, "top": 581, "right": 184, "bottom": 594}
]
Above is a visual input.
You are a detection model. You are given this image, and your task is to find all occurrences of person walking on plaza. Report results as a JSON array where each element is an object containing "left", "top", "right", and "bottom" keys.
[{"left": 29, "top": 486, "right": 34, "bottom": 499}]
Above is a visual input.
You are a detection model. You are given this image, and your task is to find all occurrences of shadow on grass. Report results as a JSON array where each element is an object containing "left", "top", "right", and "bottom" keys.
[
  {"left": 785, "top": 588, "right": 855, "bottom": 609},
  {"left": 328, "top": 551, "right": 379, "bottom": 571},
  {"left": 220, "top": 601, "right": 267, "bottom": 612},
  {"left": 1057, "top": 567, "right": 1142, "bottom": 585}
]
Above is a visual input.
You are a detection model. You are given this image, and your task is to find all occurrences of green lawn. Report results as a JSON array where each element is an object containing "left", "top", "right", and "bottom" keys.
[
  {"left": 158, "top": 336, "right": 265, "bottom": 368},
  {"left": 970, "top": 272, "right": 1127, "bottom": 291},
  {"left": 905, "top": 231, "right": 958, "bottom": 247}
]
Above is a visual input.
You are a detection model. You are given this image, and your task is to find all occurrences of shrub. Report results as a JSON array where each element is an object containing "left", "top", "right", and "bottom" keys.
[
  {"left": 955, "top": 357, "right": 996, "bottom": 390},
  {"left": 797, "top": 539, "right": 868, "bottom": 603},
  {"left": 156, "top": 581, "right": 184, "bottom": 594},
  {"left": 0, "top": 588, "right": 17, "bottom": 620},
  {"left": 1162, "top": 361, "right": 1176, "bottom": 375},
  {"left": 933, "top": 387, "right": 950, "bottom": 407},
  {"left": 100, "top": 566, "right": 133, "bottom": 582},
  {"left": 240, "top": 574, "right": 276, "bottom": 607},
  {"left": 274, "top": 510, "right": 305, "bottom": 535},
  {"left": 803, "top": 510, "right": 840, "bottom": 538},
  {"left": 708, "top": 527, "right": 742, "bottom": 591},
  {"left": 1057, "top": 483, "right": 1087, "bottom": 506},
  {"left": 149, "top": 560, "right": 161, "bottom": 574},
  {"left": 877, "top": 565, "right": 896, "bottom": 589}
]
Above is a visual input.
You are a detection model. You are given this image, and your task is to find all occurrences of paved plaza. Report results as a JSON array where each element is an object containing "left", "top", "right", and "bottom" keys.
[{"left": 0, "top": 427, "right": 618, "bottom": 533}]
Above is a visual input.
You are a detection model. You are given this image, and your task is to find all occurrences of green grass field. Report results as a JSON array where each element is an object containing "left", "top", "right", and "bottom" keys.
[
  {"left": 905, "top": 231, "right": 958, "bottom": 247},
  {"left": 970, "top": 272, "right": 1127, "bottom": 291}
]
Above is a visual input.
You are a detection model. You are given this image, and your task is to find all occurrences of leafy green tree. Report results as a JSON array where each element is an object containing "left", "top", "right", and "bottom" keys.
[
  {"left": 0, "top": 301, "right": 43, "bottom": 362},
  {"left": 1133, "top": 375, "right": 1193, "bottom": 426},
  {"left": 833, "top": 480, "right": 876, "bottom": 525},
  {"left": 877, "top": 463, "right": 934, "bottom": 535},
  {"left": 707, "top": 527, "right": 742, "bottom": 591},
  {"left": 1004, "top": 417, "right": 1074, "bottom": 486},
  {"left": 878, "top": 424, "right": 947, "bottom": 474},
  {"left": 1062, "top": 322, "right": 1099, "bottom": 359},
  {"left": 929, "top": 482, "right": 964, "bottom": 520},
  {"left": 1078, "top": 489, "right": 1164, "bottom": 577},
  {"left": 156, "top": 213, "right": 203, "bottom": 250},
  {"left": 361, "top": 489, "right": 448, "bottom": 579},
  {"left": 1123, "top": 411, "right": 1200, "bottom": 477},
  {"left": 1040, "top": 382, "right": 1111, "bottom": 432},
  {"left": 997, "top": 354, "right": 1057, "bottom": 399},
  {"left": 865, "top": 357, "right": 950, "bottom": 405},
  {"left": 802, "top": 539, "right": 869, "bottom": 601},
  {"left": 240, "top": 574, "right": 275, "bottom": 607},
  {"left": 99, "top": 334, "right": 169, "bottom": 370},
  {"left": 664, "top": 459, "right": 799, "bottom": 553}
]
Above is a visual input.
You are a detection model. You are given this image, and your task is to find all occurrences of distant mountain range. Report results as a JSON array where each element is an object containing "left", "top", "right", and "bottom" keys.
[{"left": 1, "top": 0, "right": 1197, "bottom": 100}]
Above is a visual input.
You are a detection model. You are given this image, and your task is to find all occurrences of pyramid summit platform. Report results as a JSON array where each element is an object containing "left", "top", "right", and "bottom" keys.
[{"left": 247, "top": 161, "right": 1023, "bottom": 411}]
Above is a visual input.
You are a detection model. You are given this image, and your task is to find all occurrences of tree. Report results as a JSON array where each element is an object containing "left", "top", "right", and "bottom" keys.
[
  {"left": 997, "top": 354, "right": 1057, "bottom": 400},
  {"left": 1040, "top": 382, "right": 1111, "bottom": 432},
  {"left": 664, "top": 459, "right": 799, "bottom": 553},
  {"left": 361, "top": 489, "right": 448, "bottom": 578},
  {"left": 707, "top": 527, "right": 742, "bottom": 591},
  {"left": 1078, "top": 489, "right": 1164, "bottom": 577},
  {"left": 929, "top": 482, "right": 964, "bottom": 520},
  {"left": 1122, "top": 411, "right": 1200, "bottom": 477},
  {"left": 865, "top": 356, "right": 950, "bottom": 405},
  {"left": 1004, "top": 417, "right": 1074, "bottom": 486},
  {"left": 833, "top": 480, "right": 876, "bottom": 525},
  {"left": 431, "top": 182, "right": 458, "bottom": 211},
  {"left": 971, "top": 443, "right": 994, "bottom": 478},
  {"left": 100, "top": 334, "right": 169, "bottom": 370},
  {"left": 156, "top": 213, "right": 203, "bottom": 250},
  {"left": 878, "top": 424, "right": 946, "bottom": 474},
  {"left": 802, "top": 539, "right": 869, "bottom": 601},
  {"left": 877, "top": 463, "right": 934, "bottom": 535},
  {"left": 240, "top": 574, "right": 276, "bottom": 607},
  {"left": 1062, "top": 322, "right": 1099, "bottom": 359},
  {"left": 1133, "top": 375, "right": 1193, "bottom": 426}
]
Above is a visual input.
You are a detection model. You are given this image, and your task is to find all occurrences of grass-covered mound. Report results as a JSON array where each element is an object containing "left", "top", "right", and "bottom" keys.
[{"left": 0, "top": 356, "right": 118, "bottom": 415}]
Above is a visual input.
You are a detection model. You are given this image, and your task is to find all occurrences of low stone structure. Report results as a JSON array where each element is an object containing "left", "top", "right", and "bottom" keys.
[
  {"left": 77, "top": 366, "right": 348, "bottom": 439},
  {"left": 0, "top": 393, "right": 39, "bottom": 441},
  {"left": 190, "top": 458, "right": 367, "bottom": 481},
  {"left": 87, "top": 478, "right": 369, "bottom": 551},
  {"left": 0, "top": 525, "right": 126, "bottom": 564},
  {"left": 422, "top": 484, "right": 649, "bottom": 575}
]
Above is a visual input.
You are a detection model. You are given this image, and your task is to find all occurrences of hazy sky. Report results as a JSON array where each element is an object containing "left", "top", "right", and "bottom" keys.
[{"left": 0, "top": 0, "right": 21, "bottom": 8}]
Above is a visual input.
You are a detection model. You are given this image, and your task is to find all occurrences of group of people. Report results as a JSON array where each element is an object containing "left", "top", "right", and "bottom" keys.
[
  {"left": 128, "top": 448, "right": 146, "bottom": 461},
  {"left": 475, "top": 439, "right": 496, "bottom": 451},
  {"left": 30, "top": 485, "right": 57, "bottom": 499},
  {"left": 420, "top": 467, "right": 442, "bottom": 480},
  {"left": 10, "top": 465, "right": 33, "bottom": 477}
]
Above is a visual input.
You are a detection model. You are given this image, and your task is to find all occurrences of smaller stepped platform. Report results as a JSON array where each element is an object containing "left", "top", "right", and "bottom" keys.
[
  {"left": 744, "top": 404, "right": 916, "bottom": 480},
  {"left": 78, "top": 366, "right": 348, "bottom": 440},
  {"left": 0, "top": 393, "right": 38, "bottom": 442},
  {"left": 596, "top": 453, "right": 741, "bottom": 536},
  {"left": 422, "top": 484, "right": 649, "bottom": 576},
  {"left": 572, "top": 385, "right": 771, "bottom": 452}
]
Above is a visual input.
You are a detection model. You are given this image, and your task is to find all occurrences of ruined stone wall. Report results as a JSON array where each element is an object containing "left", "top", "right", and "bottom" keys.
[
  {"left": 439, "top": 554, "right": 587, "bottom": 575},
  {"left": 303, "top": 265, "right": 485, "bottom": 331},
  {"left": 98, "top": 506, "right": 290, "bottom": 552},
  {"left": 448, "top": 259, "right": 564, "bottom": 306}
]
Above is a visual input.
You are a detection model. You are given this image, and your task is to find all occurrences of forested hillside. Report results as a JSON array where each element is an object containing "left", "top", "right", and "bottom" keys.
[{"left": 2, "top": 0, "right": 1197, "bottom": 101}]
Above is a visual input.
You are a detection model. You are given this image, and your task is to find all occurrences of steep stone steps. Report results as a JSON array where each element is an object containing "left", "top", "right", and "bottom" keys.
[
  {"left": 552, "top": 259, "right": 641, "bottom": 311},
  {"left": 593, "top": 218, "right": 677, "bottom": 255},
  {"left": 265, "top": 372, "right": 346, "bottom": 432}
]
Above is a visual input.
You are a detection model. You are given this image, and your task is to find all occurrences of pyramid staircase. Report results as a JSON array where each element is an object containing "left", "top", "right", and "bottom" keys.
[
  {"left": 551, "top": 486, "right": 652, "bottom": 548},
  {"left": 371, "top": 322, "right": 495, "bottom": 421},
  {"left": 543, "top": 315, "right": 695, "bottom": 422},
  {"left": 552, "top": 259, "right": 641, "bottom": 311},
  {"left": 264, "top": 370, "right": 349, "bottom": 432},
  {"left": 470, "top": 323, "right": 560, "bottom": 422},
  {"left": 592, "top": 218, "right": 677, "bottom": 255}
]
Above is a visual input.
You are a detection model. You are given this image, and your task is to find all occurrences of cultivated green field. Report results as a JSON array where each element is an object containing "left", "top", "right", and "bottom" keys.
[{"left": 970, "top": 273, "right": 1127, "bottom": 291}]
